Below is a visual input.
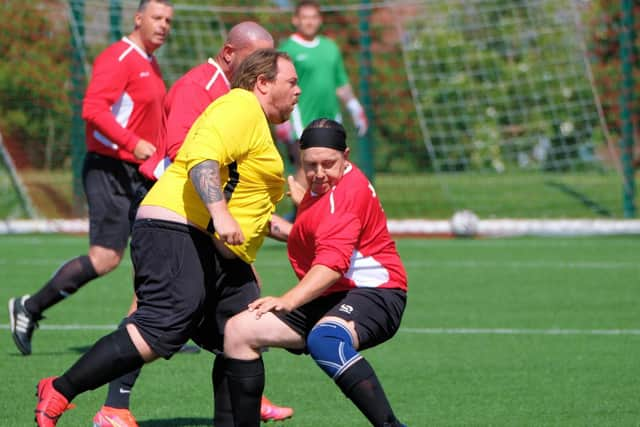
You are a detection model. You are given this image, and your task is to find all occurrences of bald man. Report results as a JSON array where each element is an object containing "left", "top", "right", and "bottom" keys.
[
  {"left": 92, "top": 22, "right": 294, "bottom": 427},
  {"left": 140, "top": 21, "right": 276, "bottom": 180}
]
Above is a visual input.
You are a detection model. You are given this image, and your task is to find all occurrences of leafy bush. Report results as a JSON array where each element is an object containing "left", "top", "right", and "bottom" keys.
[{"left": 0, "top": 0, "right": 71, "bottom": 169}]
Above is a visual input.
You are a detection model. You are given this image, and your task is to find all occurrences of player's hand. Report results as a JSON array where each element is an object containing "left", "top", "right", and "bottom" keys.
[
  {"left": 275, "top": 121, "right": 293, "bottom": 144},
  {"left": 352, "top": 109, "right": 368, "bottom": 136},
  {"left": 213, "top": 211, "right": 244, "bottom": 246},
  {"left": 287, "top": 175, "right": 306, "bottom": 207},
  {"left": 133, "top": 139, "right": 157, "bottom": 160},
  {"left": 248, "top": 296, "right": 293, "bottom": 319},
  {"left": 346, "top": 98, "right": 368, "bottom": 136}
]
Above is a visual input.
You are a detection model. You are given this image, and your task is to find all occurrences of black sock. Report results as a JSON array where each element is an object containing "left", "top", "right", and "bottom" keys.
[
  {"left": 104, "top": 319, "right": 142, "bottom": 409},
  {"left": 53, "top": 327, "right": 144, "bottom": 402},
  {"left": 225, "top": 357, "right": 264, "bottom": 427},
  {"left": 212, "top": 355, "right": 234, "bottom": 427},
  {"left": 25, "top": 255, "right": 98, "bottom": 316},
  {"left": 335, "top": 358, "right": 400, "bottom": 427}
]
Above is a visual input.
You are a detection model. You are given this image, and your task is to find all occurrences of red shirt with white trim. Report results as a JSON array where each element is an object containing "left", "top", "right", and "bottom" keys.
[
  {"left": 139, "top": 59, "right": 230, "bottom": 180},
  {"left": 288, "top": 163, "right": 408, "bottom": 295},
  {"left": 82, "top": 37, "right": 166, "bottom": 165}
]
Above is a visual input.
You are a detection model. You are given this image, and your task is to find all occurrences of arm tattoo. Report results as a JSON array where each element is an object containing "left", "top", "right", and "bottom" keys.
[{"left": 190, "top": 160, "right": 224, "bottom": 204}]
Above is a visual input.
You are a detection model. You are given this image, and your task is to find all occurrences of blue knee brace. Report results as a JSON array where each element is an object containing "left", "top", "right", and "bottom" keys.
[{"left": 306, "top": 321, "right": 362, "bottom": 380}]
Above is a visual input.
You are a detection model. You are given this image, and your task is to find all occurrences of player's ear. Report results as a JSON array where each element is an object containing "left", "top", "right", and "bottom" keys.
[
  {"left": 343, "top": 147, "right": 351, "bottom": 161},
  {"left": 222, "top": 44, "right": 234, "bottom": 65},
  {"left": 255, "top": 74, "right": 270, "bottom": 95}
]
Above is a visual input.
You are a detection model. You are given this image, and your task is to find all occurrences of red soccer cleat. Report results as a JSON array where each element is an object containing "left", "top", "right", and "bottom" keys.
[
  {"left": 35, "top": 377, "right": 75, "bottom": 427},
  {"left": 260, "top": 395, "right": 294, "bottom": 422},
  {"left": 93, "top": 405, "right": 139, "bottom": 427}
]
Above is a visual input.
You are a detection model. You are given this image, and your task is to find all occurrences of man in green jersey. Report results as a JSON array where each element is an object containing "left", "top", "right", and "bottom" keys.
[{"left": 275, "top": 0, "right": 368, "bottom": 188}]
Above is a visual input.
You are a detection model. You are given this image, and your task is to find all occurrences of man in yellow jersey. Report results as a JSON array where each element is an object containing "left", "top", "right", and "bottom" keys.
[{"left": 33, "top": 49, "right": 300, "bottom": 427}]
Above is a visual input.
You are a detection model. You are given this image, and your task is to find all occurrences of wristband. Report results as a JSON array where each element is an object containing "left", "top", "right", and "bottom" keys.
[{"left": 346, "top": 98, "right": 364, "bottom": 116}]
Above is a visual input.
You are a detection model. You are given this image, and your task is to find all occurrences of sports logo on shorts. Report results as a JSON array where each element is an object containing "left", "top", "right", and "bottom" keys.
[{"left": 339, "top": 304, "right": 354, "bottom": 315}]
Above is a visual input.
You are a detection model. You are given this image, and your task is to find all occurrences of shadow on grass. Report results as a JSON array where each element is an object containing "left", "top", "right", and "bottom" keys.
[
  {"left": 69, "top": 345, "right": 92, "bottom": 354},
  {"left": 545, "top": 180, "right": 613, "bottom": 216},
  {"left": 139, "top": 418, "right": 211, "bottom": 426}
]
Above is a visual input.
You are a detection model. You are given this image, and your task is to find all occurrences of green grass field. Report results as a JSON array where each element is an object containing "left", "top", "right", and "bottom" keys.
[
  {"left": 2, "top": 167, "right": 637, "bottom": 219},
  {"left": 1, "top": 234, "right": 638, "bottom": 426}
]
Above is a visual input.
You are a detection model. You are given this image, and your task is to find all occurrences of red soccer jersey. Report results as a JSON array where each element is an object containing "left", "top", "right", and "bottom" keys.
[
  {"left": 139, "top": 59, "right": 230, "bottom": 180},
  {"left": 287, "top": 163, "right": 408, "bottom": 295},
  {"left": 82, "top": 37, "right": 166, "bottom": 165}
]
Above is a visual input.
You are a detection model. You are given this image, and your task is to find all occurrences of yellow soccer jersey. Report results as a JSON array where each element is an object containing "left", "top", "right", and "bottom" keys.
[{"left": 141, "top": 88, "right": 285, "bottom": 263}]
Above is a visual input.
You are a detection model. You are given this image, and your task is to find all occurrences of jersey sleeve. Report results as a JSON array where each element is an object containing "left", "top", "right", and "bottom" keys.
[
  {"left": 81, "top": 53, "right": 140, "bottom": 152},
  {"left": 165, "top": 81, "right": 213, "bottom": 161}
]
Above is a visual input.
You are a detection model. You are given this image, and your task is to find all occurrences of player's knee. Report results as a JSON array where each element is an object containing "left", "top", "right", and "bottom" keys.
[
  {"left": 88, "top": 247, "right": 123, "bottom": 274},
  {"left": 224, "top": 313, "right": 248, "bottom": 344},
  {"left": 306, "top": 321, "right": 362, "bottom": 379}
]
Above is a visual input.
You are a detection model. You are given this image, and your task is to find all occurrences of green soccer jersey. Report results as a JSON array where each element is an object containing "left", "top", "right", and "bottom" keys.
[{"left": 279, "top": 34, "right": 349, "bottom": 138}]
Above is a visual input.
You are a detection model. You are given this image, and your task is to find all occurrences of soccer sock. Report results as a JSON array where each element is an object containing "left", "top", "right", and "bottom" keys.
[
  {"left": 335, "top": 358, "right": 401, "bottom": 427},
  {"left": 53, "top": 327, "right": 144, "bottom": 402},
  {"left": 212, "top": 355, "right": 234, "bottom": 426},
  {"left": 224, "top": 357, "right": 264, "bottom": 427},
  {"left": 104, "top": 318, "right": 142, "bottom": 409},
  {"left": 25, "top": 255, "right": 98, "bottom": 316}
]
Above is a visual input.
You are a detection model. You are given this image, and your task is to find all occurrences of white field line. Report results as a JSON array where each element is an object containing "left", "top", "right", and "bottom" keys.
[
  {"left": 1, "top": 324, "right": 639, "bottom": 335},
  {"left": 401, "top": 327, "right": 640, "bottom": 336}
]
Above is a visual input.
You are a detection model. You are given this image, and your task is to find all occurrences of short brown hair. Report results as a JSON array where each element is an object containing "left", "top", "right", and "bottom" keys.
[
  {"left": 295, "top": 1, "right": 321, "bottom": 15},
  {"left": 231, "top": 48, "right": 291, "bottom": 91},
  {"left": 138, "top": 0, "right": 173, "bottom": 12}
]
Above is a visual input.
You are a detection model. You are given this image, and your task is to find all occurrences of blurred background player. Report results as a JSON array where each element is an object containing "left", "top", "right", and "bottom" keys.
[
  {"left": 8, "top": 0, "right": 173, "bottom": 355},
  {"left": 94, "top": 22, "right": 293, "bottom": 427},
  {"left": 223, "top": 118, "right": 407, "bottom": 427},
  {"left": 275, "top": 0, "right": 368, "bottom": 195}
]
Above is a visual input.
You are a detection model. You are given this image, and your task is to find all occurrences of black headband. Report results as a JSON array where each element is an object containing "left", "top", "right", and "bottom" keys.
[{"left": 299, "top": 127, "right": 347, "bottom": 152}]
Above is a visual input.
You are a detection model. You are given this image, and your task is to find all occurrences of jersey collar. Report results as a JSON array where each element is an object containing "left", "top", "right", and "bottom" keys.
[
  {"left": 122, "top": 36, "right": 154, "bottom": 61},
  {"left": 291, "top": 33, "right": 320, "bottom": 48},
  {"left": 207, "top": 58, "right": 231, "bottom": 88}
]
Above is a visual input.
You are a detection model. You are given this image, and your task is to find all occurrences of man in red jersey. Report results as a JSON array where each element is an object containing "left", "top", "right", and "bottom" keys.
[
  {"left": 139, "top": 21, "right": 273, "bottom": 180},
  {"left": 8, "top": 0, "right": 173, "bottom": 357},
  {"left": 223, "top": 118, "right": 408, "bottom": 427},
  {"left": 95, "top": 22, "right": 294, "bottom": 427}
]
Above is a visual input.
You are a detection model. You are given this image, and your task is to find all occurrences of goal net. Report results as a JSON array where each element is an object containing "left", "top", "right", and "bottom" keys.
[
  {"left": 3, "top": 0, "right": 637, "bottom": 236},
  {"left": 0, "top": 131, "right": 36, "bottom": 220}
]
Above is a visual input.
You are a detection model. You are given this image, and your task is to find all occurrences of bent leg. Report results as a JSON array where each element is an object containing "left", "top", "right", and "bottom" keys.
[
  {"left": 24, "top": 254, "right": 102, "bottom": 316},
  {"left": 223, "top": 310, "right": 304, "bottom": 427},
  {"left": 103, "top": 318, "right": 144, "bottom": 410},
  {"left": 52, "top": 325, "right": 152, "bottom": 403},
  {"left": 308, "top": 317, "right": 403, "bottom": 427},
  {"left": 88, "top": 245, "right": 124, "bottom": 275}
]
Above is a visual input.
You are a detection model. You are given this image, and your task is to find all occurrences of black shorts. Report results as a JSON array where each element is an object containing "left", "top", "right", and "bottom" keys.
[
  {"left": 128, "top": 219, "right": 258, "bottom": 358},
  {"left": 82, "top": 152, "right": 153, "bottom": 250},
  {"left": 190, "top": 254, "right": 260, "bottom": 354},
  {"left": 278, "top": 287, "right": 407, "bottom": 352}
]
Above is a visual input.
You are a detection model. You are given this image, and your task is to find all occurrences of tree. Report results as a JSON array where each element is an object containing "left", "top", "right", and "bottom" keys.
[{"left": 0, "top": 0, "right": 71, "bottom": 169}]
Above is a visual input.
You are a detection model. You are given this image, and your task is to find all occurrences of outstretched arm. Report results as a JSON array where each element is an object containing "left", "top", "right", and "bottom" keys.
[
  {"left": 268, "top": 213, "right": 292, "bottom": 242},
  {"left": 336, "top": 83, "right": 368, "bottom": 137},
  {"left": 248, "top": 265, "right": 341, "bottom": 318}
]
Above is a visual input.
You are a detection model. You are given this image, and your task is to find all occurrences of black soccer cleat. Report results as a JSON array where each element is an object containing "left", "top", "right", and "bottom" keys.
[{"left": 8, "top": 295, "right": 40, "bottom": 355}]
